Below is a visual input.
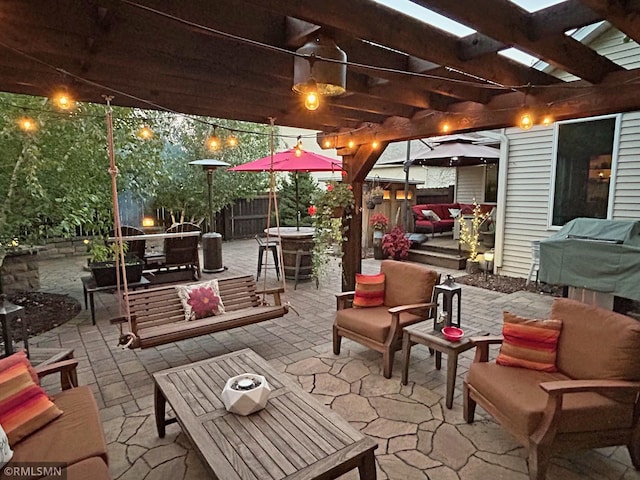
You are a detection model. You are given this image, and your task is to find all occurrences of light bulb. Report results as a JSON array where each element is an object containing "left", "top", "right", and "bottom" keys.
[
  {"left": 372, "top": 140, "right": 379, "bottom": 149},
  {"left": 348, "top": 139, "right": 355, "bottom": 149},
  {"left": 519, "top": 112, "right": 534, "bottom": 130},
  {"left": 52, "top": 91, "right": 75, "bottom": 110},
  {"left": 207, "top": 135, "right": 221, "bottom": 150},
  {"left": 227, "top": 135, "right": 238, "bottom": 147},
  {"left": 304, "top": 91, "right": 320, "bottom": 111},
  {"left": 541, "top": 115, "right": 553, "bottom": 127},
  {"left": 441, "top": 121, "right": 450, "bottom": 133},
  {"left": 138, "top": 125, "right": 153, "bottom": 139},
  {"left": 18, "top": 117, "right": 36, "bottom": 132},
  {"left": 323, "top": 139, "right": 331, "bottom": 148}
]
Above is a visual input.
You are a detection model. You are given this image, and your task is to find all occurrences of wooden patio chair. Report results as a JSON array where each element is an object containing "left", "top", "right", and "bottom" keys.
[
  {"left": 163, "top": 222, "right": 201, "bottom": 280},
  {"left": 108, "top": 226, "right": 146, "bottom": 262},
  {"left": 333, "top": 260, "right": 439, "bottom": 378},
  {"left": 464, "top": 297, "right": 640, "bottom": 480}
]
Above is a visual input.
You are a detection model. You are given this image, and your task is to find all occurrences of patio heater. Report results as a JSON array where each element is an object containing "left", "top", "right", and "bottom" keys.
[{"left": 189, "top": 159, "right": 229, "bottom": 273}]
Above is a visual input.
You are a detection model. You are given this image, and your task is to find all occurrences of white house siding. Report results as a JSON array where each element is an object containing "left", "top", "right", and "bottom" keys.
[
  {"left": 455, "top": 166, "right": 485, "bottom": 203},
  {"left": 613, "top": 111, "right": 640, "bottom": 219},
  {"left": 500, "top": 127, "right": 555, "bottom": 277},
  {"left": 500, "top": 26, "right": 640, "bottom": 278}
]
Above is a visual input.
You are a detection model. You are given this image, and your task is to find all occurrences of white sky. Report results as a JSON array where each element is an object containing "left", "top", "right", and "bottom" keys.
[{"left": 374, "top": 0, "right": 568, "bottom": 66}]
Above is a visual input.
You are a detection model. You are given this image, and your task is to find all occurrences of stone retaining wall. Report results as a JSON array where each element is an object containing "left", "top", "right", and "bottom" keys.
[
  {"left": 37, "top": 237, "right": 90, "bottom": 259},
  {"left": 1, "top": 251, "right": 40, "bottom": 294}
]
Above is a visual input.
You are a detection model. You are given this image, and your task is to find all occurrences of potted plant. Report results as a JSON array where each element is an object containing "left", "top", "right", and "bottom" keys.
[
  {"left": 458, "top": 202, "right": 489, "bottom": 273},
  {"left": 369, "top": 213, "right": 389, "bottom": 260},
  {"left": 86, "top": 239, "right": 144, "bottom": 287},
  {"left": 370, "top": 186, "right": 384, "bottom": 205},
  {"left": 382, "top": 225, "right": 411, "bottom": 260},
  {"left": 309, "top": 181, "right": 355, "bottom": 283}
]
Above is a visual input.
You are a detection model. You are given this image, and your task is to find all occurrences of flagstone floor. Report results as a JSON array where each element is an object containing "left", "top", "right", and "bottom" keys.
[{"left": 31, "top": 238, "right": 640, "bottom": 480}]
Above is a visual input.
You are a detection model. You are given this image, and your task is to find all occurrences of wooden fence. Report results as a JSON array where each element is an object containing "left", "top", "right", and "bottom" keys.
[{"left": 219, "top": 195, "right": 273, "bottom": 240}]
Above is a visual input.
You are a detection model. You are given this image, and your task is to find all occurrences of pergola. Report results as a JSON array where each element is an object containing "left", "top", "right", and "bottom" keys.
[{"left": 2, "top": 0, "right": 640, "bottom": 288}]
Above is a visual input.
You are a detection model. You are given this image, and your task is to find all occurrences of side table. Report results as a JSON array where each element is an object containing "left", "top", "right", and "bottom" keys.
[
  {"left": 81, "top": 276, "right": 151, "bottom": 325},
  {"left": 401, "top": 323, "right": 483, "bottom": 409}
]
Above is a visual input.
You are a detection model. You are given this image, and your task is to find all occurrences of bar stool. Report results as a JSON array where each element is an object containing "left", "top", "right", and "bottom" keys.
[{"left": 256, "top": 235, "right": 280, "bottom": 280}]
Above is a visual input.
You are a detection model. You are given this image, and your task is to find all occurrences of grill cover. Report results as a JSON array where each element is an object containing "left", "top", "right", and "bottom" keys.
[{"left": 539, "top": 218, "right": 640, "bottom": 301}]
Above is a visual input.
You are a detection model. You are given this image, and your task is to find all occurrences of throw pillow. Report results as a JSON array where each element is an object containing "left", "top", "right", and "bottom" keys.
[
  {"left": 353, "top": 273, "right": 385, "bottom": 308},
  {"left": 0, "top": 423, "right": 13, "bottom": 467},
  {"left": 448, "top": 208, "right": 461, "bottom": 219},
  {"left": 421, "top": 209, "right": 441, "bottom": 222},
  {"left": 175, "top": 280, "right": 226, "bottom": 321},
  {"left": 496, "top": 312, "right": 562, "bottom": 372},
  {"left": 0, "top": 351, "right": 39, "bottom": 385},
  {"left": 0, "top": 363, "right": 63, "bottom": 444}
]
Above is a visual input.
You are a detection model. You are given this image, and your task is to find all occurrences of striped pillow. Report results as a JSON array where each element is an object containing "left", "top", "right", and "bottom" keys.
[
  {"left": 353, "top": 273, "right": 385, "bottom": 308},
  {"left": 0, "top": 363, "right": 62, "bottom": 444},
  {"left": 496, "top": 312, "right": 562, "bottom": 372}
]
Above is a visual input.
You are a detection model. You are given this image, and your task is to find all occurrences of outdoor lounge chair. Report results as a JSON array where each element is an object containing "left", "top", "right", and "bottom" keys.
[
  {"left": 333, "top": 260, "right": 439, "bottom": 378},
  {"left": 162, "top": 222, "right": 201, "bottom": 280},
  {"left": 464, "top": 297, "right": 640, "bottom": 480}
]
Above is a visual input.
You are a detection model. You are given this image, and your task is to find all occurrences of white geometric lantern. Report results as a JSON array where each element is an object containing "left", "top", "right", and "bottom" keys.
[{"left": 221, "top": 373, "right": 272, "bottom": 416}]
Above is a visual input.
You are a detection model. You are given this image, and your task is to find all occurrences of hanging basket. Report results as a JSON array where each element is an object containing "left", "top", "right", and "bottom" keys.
[
  {"left": 372, "top": 195, "right": 383, "bottom": 205},
  {"left": 366, "top": 200, "right": 375, "bottom": 210}
]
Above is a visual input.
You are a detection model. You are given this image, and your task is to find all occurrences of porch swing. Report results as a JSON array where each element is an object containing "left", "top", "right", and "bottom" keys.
[{"left": 107, "top": 112, "right": 290, "bottom": 349}]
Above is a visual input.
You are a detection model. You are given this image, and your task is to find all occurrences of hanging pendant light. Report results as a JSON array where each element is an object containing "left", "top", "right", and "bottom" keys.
[{"left": 293, "top": 35, "right": 347, "bottom": 109}]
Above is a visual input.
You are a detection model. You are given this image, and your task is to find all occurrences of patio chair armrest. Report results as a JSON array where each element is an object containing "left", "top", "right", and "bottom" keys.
[
  {"left": 35, "top": 359, "right": 79, "bottom": 390},
  {"left": 470, "top": 335, "right": 503, "bottom": 363},
  {"left": 109, "top": 316, "right": 128, "bottom": 325},
  {"left": 387, "top": 302, "right": 436, "bottom": 315},
  {"left": 336, "top": 291, "right": 355, "bottom": 310},
  {"left": 540, "top": 379, "right": 640, "bottom": 396},
  {"left": 256, "top": 287, "right": 285, "bottom": 305}
]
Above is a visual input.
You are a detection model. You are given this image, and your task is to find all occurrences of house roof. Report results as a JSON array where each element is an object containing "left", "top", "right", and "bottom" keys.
[{"left": 2, "top": 1, "right": 640, "bottom": 150}]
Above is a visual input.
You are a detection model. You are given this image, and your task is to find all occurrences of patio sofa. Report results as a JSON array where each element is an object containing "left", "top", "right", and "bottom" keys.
[
  {"left": 412, "top": 202, "right": 494, "bottom": 237},
  {"left": 2, "top": 354, "right": 110, "bottom": 480}
]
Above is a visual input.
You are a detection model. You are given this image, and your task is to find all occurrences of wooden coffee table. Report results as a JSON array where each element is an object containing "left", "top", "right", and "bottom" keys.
[
  {"left": 401, "top": 324, "right": 484, "bottom": 409},
  {"left": 153, "top": 349, "right": 377, "bottom": 480}
]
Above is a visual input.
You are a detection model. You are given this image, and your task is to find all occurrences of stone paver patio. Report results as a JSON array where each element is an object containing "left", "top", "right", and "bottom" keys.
[{"left": 31, "top": 238, "right": 640, "bottom": 480}]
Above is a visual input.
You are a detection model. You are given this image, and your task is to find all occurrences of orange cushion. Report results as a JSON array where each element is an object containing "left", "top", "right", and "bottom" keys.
[
  {"left": 0, "top": 363, "right": 62, "bottom": 444},
  {"left": 353, "top": 273, "right": 385, "bottom": 307},
  {"left": 335, "top": 306, "right": 423, "bottom": 344},
  {"left": 0, "top": 351, "right": 39, "bottom": 385},
  {"left": 380, "top": 260, "right": 438, "bottom": 307},
  {"left": 496, "top": 312, "right": 562, "bottom": 372}
]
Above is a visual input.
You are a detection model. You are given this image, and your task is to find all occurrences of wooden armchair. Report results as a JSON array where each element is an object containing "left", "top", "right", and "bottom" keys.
[
  {"left": 464, "top": 298, "right": 640, "bottom": 480},
  {"left": 333, "top": 260, "right": 439, "bottom": 378},
  {"left": 163, "top": 222, "right": 201, "bottom": 279}
]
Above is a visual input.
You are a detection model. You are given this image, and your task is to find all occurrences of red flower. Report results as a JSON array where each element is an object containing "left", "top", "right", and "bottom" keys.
[
  {"left": 327, "top": 184, "right": 334, "bottom": 192},
  {"left": 341, "top": 170, "right": 347, "bottom": 177},
  {"left": 187, "top": 287, "right": 221, "bottom": 319},
  {"left": 308, "top": 205, "right": 317, "bottom": 216},
  {"left": 347, "top": 185, "right": 353, "bottom": 190}
]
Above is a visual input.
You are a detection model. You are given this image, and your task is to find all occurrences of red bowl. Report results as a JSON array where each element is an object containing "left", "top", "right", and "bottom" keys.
[{"left": 442, "top": 326, "right": 464, "bottom": 342}]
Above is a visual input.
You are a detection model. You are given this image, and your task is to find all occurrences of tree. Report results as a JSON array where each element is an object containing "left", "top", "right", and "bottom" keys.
[{"left": 275, "top": 172, "right": 318, "bottom": 227}]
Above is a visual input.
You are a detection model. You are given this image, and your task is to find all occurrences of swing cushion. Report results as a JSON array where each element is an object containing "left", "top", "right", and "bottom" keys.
[{"left": 175, "top": 280, "right": 225, "bottom": 320}]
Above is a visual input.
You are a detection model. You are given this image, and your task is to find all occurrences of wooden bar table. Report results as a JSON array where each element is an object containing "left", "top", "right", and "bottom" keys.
[
  {"left": 154, "top": 348, "right": 377, "bottom": 480},
  {"left": 264, "top": 227, "right": 315, "bottom": 282}
]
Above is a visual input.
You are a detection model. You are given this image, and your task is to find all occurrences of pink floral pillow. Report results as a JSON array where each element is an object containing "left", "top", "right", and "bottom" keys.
[{"left": 175, "top": 280, "right": 225, "bottom": 321}]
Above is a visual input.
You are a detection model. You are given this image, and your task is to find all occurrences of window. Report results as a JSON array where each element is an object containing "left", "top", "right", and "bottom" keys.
[{"left": 551, "top": 116, "right": 617, "bottom": 227}]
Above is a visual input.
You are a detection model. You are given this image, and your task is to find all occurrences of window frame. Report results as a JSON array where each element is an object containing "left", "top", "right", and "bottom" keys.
[{"left": 547, "top": 113, "right": 621, "bottom": 229}]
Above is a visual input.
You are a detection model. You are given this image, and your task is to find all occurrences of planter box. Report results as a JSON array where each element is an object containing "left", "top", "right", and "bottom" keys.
[{"left": 89, "top": 259, "right": 144, "bottom": 287}]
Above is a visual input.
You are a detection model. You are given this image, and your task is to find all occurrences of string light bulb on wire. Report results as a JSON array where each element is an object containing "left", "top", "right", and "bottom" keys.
[
  {"left": 138, "top": 124, "right": 153, "bottom": 139},
  {"left": 519, "top": 111, "right": 534, "bottom": 130},
  {"left": 18, "top": 116, "right": 37, "bottom": 132},
  {"left": 294, "top": 136, "right": 303, "bottom": 157},
  {"left": 541, "top": 114, "right": 554, "bottom": 127},
  {"left": 206, "top": 130, "right": 221, "bottom": 151},
  {"left": 302, "top": 79, "right": 320, "bottom": 111},
  {"left": 52, "top": 88, "right": 76, "bottom": 111},
  {"left": 227, "top": 135, "right": 238, "bottom": 147}
]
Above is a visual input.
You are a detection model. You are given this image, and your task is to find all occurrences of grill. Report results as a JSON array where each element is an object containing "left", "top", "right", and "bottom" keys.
[{"left": 539, "top": 218, "right": 640, "bottom": 302}]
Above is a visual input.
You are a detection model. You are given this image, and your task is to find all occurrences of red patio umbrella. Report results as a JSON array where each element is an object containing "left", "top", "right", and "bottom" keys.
[{"left": 229, "top": 148, "right": 343, "bottom": 229}]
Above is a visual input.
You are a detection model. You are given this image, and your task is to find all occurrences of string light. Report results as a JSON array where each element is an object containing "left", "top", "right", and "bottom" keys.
[
  {"left": 138, "top": 125, "right": 153, "bottom": 139},
  {"left": 440, "top": 121, "right": 451, "bottom": 133},
  {"left": 323, "top": 138, "right": 332, "bottom": 148},
  {"left": 348, "top": 139, "right": 355, "bottom": 149},
  {"left": 206, "top": 132, "right": 221, "bottom": 150},
  {"left": 294, "top": 136, "right": 303, "bottom": 156},
  {"left": 18, "top": 116, "right": 37, "bottom": 132},
  {"left": 519, "top": 111, "right": 534, "bottom": 130},
  {"left": 52, "top": 90, "right": 76, "bottom": 110},
  {"left": 304, "top": 89, "right": 320, "bottom": 111},
  {"left": 227, "top": 135, "right": 238, "bottom": 147},
  {"left": 541, "top": 114, "right": 554, "bottom": 127},
  {"left": 371, "top": 138, "right": 379, "bottom": 149}
]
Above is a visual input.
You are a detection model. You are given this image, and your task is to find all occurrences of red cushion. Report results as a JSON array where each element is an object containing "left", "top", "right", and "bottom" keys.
[
  {"left": 187, "top": 286, "right": 222, "bottom": 319},
  {"left": 353, "top": 273, "right": 385, "bottom": 308}
]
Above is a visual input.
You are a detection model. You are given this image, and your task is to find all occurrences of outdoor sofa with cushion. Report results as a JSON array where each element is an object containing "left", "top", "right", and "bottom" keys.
[
  {"left": 412, "top": 202, "right": 494, "bottom": 237},
  {"left": 0, "top": 352, "right": 109, "bottom": 480}
]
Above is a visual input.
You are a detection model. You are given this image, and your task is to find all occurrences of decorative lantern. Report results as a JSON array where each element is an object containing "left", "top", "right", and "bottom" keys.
[
  {"left": 221, "top": 373, "right": 272, "bottom": 416},
  {"left": 0, "top": 296, "right": 28, "bottom": 358},
  {"left": 434, "top": 274, "right": 462, "bottom": 330}
]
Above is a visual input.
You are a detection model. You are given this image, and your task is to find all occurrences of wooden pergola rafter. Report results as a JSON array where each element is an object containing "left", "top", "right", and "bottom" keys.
[{"left": 1, "top": 0, "right": 640, "bottom": 287}]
